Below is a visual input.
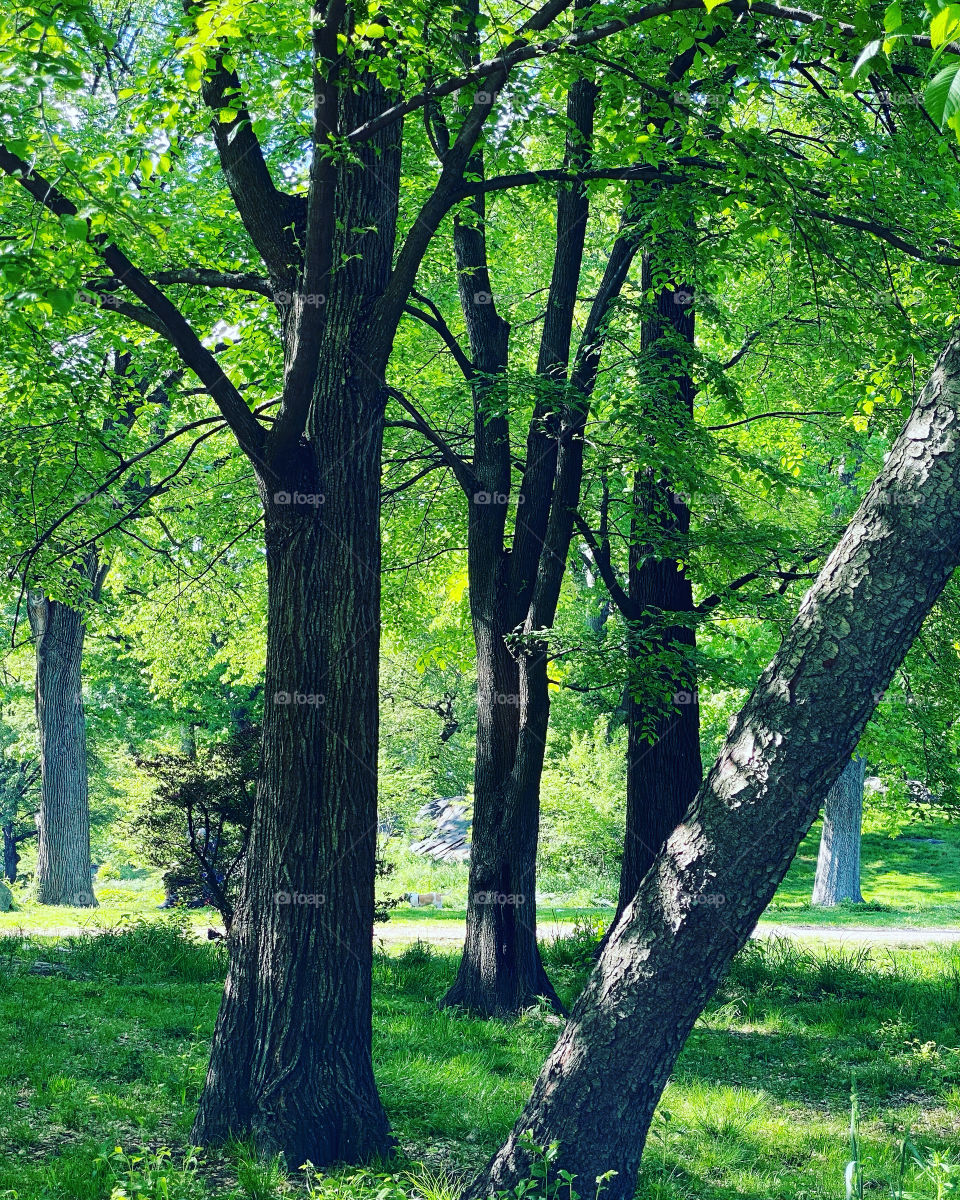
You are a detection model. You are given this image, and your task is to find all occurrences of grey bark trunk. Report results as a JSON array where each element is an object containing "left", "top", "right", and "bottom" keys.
[
  {"left": 26, "top": 593, "right": 95, "bottom": 907},
  {"left": 811, "top": 754, "right": 866, "bottom": 905},
  {"left": 469, "top": 337, "right": 960, "bottom": 1200}
]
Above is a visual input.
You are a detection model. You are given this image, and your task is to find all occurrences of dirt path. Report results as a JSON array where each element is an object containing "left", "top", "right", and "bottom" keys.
[
  {"left": 3, "top": 917, "right": 959, "bottom": 947},
  {"left": 374, "top": 918, "right": 960, "bottom": 948},
  {"left": 755, "top": 922, "right": 960, "bottom": 944}
]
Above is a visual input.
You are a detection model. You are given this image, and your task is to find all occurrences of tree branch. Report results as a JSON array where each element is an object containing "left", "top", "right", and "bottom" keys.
[
  {"left": 0, "top": 143, "right": 267, "bottom": 466},
  {"left": 386, "top": 387, "right": 477, "bottom": 495}
]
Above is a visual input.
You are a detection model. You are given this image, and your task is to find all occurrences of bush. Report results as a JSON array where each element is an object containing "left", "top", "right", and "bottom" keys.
[
  {"left": 538, "top": 724, "right": 624, "bottom": 887},
  {"left": 132, "top": 728, "right": 259, "bottom": 929}
]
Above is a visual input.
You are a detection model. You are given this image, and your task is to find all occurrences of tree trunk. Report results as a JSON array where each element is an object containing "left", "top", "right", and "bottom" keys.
[
  {"left": 442, "top": 596, "right": 561, "bottom": 1013},
  {"left": 469, "top": 336, "right": 960, "bottom": 1200},
  {"left": 811, "top": 754, "right": 866, "bottom": 905},
  {"left": 26, "top": 593, "right": 95, "bottom": 907},
  {"left": 191, "top": 60, "right": 402, "bottom": 1166},
  {"left": 617, "top": 275, "right": 702, "bottom": 918},
  {"left": 191, "top": 404, "right": 392, "bottom": 1165},
  {"left": 2, "top": 824, "right": 19, "bottom": 883}
]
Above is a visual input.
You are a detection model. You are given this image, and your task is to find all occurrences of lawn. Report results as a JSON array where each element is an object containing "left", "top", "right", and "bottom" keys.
[
  {"left": 3, "top": 818, "right": 960, "bottom": 945},
  {"left": 0, "top": 925, "right": 958, "bottom": 1199},
  {"left": 762, "top": 820, "right": 960, "bottom": 928}
]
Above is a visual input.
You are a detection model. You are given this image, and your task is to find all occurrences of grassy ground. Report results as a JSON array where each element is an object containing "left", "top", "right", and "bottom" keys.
[
  {"left": 763, "top": 820, "right": 960, "bottom": 927},
  {"left": 0, "top": 924, "right": 958, "bottom": 1199},
  {"left": 3, "top": 817, "right": 959, "bottom": 941}
]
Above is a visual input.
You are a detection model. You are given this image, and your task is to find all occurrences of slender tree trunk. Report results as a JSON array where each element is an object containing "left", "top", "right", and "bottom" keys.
[
  {"left": 26, "top": 593, "right": 95, "bottom": 907},
  {"left": 443, "top": 588, "right": 561, "bottom": 1013},
  {"left": 617, "top": 275, "right": 701, "bottom": 918},
  {"left": 811, "top": 754, "right": 866, "bottom": 905},
  {"left": 2, "top": 825, "right": 19, "bottom": 883},
  {"left": 470, "top": 336, "right": 960, "bottom": 1200}
]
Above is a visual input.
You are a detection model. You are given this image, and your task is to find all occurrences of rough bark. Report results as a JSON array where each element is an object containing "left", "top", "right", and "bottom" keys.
[
  {"left": 26, "top": 593, "right": 96, "bottom": 907},
  {"left": 191, "top": 439, "right": 390, "bottom": 1164},
  {"left": 191, "top": 74, "right": 400, "bottom": 1166},
  {"left": 618, "top": 274, "right": 702, "bottom": 917},
  {"left": 811, "top": 754, "right": 866, "bottom": 905},
  {"left": 470, "top": 336, "right": 960, "bottom": 1200}
]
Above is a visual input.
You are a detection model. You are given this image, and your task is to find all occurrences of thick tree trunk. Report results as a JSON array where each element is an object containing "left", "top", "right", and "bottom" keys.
[
  {"left": 811, "top": 754, "right": 866, "bottom": 905},
  {"left": 191, "top": 399, "right": 392, "bottom": 1165},
  {"left": 26, "top": 593, "right": 95, "bottom": 907},
  {"left": 470, "top": 337, "right": 960, "bottom": 1200},
  {"left": 192, "top": 62, "right": 401, "bottom": 1166}
]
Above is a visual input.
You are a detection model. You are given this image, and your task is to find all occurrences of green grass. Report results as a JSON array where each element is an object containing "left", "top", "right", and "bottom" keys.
[
  {"left": 763, "top": 820, "right": 960, "bottom": 927},
  {"left": 0, "top": 924, "right": 958, "bottom": 1199},
  {"left": 3, "top": 817, "right": 959, "bottom": 946}
]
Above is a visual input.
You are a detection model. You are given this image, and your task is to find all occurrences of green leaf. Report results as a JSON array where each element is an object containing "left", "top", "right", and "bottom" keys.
[
  {"left": 884, "top": 1, "right": 902, "bottom": 32},
  {"left": 931, "top": 4, "right": 960, "bottom": 48},
  {"left": 851, "top": 38, "right": 882, "bottom": 79},
  {"left": 925, "top": 61, "right": 960, "bottom": 129},
  {"left": 703, "top": 0, "right": 730, "bottom": 13},
  {"left": 60, "top": 214, "right": 88, "bottom": 241}
]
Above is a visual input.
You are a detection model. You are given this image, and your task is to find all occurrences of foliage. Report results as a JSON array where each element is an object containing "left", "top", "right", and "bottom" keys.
[{"left": 132, "top": 727, "right": 259, "bottom": 928}]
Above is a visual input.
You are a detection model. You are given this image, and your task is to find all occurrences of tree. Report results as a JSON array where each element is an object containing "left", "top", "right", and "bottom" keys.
[
  {"left": 2, "top": 0, "right": 728, "bottom": 1163},
  {"left": 811, "top": 753, "right": 866, "bottom": 905},
  {"left": 0, "top": 717, "right": 39, "bottom": 884},
  {"left": 26, "top": 555, "right": 105, "bottom": 906},
  {"left": 134, "top": 725, "right": 258, "bottom": 929},
  {"left": 471, "top": 335, "right": 960, "bottom": 1200}
]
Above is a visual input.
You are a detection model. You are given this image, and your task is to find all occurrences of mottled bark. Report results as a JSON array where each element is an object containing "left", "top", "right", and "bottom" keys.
[
  {"left": 26, "top": 593, "right": 95, "bottom": 907},
  {"left": 471, "top": 337, "right": 960, "bottom": 1200},
  {"left": 812, "top": 754, "right": 866, "bottom": 905}
]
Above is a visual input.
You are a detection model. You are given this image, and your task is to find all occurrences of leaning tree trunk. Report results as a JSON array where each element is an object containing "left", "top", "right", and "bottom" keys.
[
  {"left": 470, "top": 338, "right": 960, "bottom": 1200},
  {"left": 26, "top": 593, "right": 95, "bottom": 907},
  {"left": 191, "top": 392, "right": 392, "bottom": 1166},
  {"left": 811, "top": 754, "right": 866, "bottom": 905}
]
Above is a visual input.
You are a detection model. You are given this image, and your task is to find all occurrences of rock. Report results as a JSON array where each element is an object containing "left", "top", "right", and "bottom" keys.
[
  {"left": 0, "top": 882, "right": 13, "bottom": 912},
  {"left": 411, "top": 796, "right": 470, "bottom": 861}
]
